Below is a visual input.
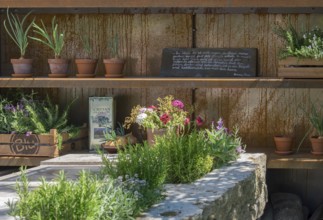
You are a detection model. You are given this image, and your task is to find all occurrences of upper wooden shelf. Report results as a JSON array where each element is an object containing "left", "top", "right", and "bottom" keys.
[
  {"left": 0, "top": 77, "right": 323, "bottom": 89},
  {"left": 0, "top": 0, "right": 322, "bottom": 9}
]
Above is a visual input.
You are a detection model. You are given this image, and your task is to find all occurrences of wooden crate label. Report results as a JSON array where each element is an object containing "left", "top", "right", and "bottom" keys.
[
  {"left": 9, "top": 133, "right": 41, "bottom": 155},
  {"left": 160, "top": 48, "right": 257, "bottom": 77}
]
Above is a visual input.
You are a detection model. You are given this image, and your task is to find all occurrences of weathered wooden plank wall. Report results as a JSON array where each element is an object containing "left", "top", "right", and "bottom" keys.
[
  {"left": 0, "top": 13, "right": 192, "bottom": 129},
  {"left": 1, "top": 13, "right": 323, "bottom": 150},
  {"left": 195, "top": 14, "right": 323, "bottom": 149}
]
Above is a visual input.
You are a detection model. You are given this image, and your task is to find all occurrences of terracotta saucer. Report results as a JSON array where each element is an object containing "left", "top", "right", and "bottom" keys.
[
  {"left": 311, "top": 151, "right": 323, "bottom": 155},
  {"left": 12, "top": 73, "right": 33, "bottom": 78},
  {"left": 275, "top": 150, "right": 293, "bottom": 155},
  {"left": 48, "top": 73, "right": 68, "bottom": 78},
  {"left": 105, "top": 74, "right": 124, "bottom": 78},
  {"left": 76, "top": 74, "right": 96, "bottom": 78}
]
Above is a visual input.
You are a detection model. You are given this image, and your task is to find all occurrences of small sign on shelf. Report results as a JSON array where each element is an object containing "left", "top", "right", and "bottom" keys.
[
  {"left": 89, "top": 97, "right": 115, "bottom": 151},
  {"left": 160, "top": 48, "right": 257, "bottom": 77}
]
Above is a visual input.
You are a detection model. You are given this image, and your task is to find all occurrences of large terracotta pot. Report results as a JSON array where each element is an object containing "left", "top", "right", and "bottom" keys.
[
  {"left": 103, "top": 58, "right": 125, "bottom": 78},
  {"left": 75, "top": 59, "right": 97, "bottom": 77},
  {"left": 11, "top": 58, "right": 33, "bottom": 77},
  {"left": 274, "top": 135, "right": 293, "bottom": 155},
  {"left": 310, "top": 136, "right": 323, "bottom": 155},
  {"left": 146, "top": 128, "right": 167, "bottom": 146},
  {"left": 48, "top": 58, "right": 69, "bottom": 77}
]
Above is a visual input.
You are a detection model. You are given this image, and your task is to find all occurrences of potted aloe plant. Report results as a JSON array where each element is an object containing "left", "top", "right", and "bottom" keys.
[
  {"left": 75, "top": 34, "right": 97, "bottom": 78},
  {"left": 3, "top": 9, "right": 34, "bottom": 77},
  {"left": 30, "top": 16, "right": 68, "bottom": 78},
  {"left": 297, "top": 103, "right": 323, "bottom": 155},
  {"left": 103, "top": 34, "right": 125, "bottom": 78}
]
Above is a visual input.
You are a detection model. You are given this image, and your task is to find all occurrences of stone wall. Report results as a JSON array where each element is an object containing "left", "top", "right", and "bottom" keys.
[{"left": 139, "top": 153, "right": 267, "bottom": 220}]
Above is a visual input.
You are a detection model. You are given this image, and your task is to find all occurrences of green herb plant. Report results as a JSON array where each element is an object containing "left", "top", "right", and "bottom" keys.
[
  {"left": 274, "top": 20, "right": 323, "bottom": 59},
  {"left": 155, "top": 129, "right": 213, "bottom": 183},
  {"left": 108, "top": 34, "right": 119, "bottom": 58},
  {"left": 3, "top": 8, "right": 34, "bottom": 58},
  {"left": 7, "top": 167, "right": 137, "bottom": 220},
  {"left": 30, "top": 16, "right": 65, "bottom": 58}
]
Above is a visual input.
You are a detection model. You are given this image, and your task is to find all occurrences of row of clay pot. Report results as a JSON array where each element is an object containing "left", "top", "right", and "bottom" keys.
[
  {"left": 11, "top": 57, "right": 125, "bottom": 78},
  {"left": 274, "top": 135, "right": 323, "bottom": 155}
]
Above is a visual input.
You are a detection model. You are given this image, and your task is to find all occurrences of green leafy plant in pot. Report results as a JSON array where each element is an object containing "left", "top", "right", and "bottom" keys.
[
  {"left": 298, "top": 103, "right": 323, "bottom": 155},
  {"left": 273, "top": 126, "right": 294, "bottom": 155},
  {"left": 3, "top": 9, "right": 34, "bottom": 77},
  {"left": 103, "top": 34, "right": 125, "bottom": 78},
  {"left": 30, "top": 16, "right": 68, "bottom": 78},
  {"left": 75, "top": 34, "right": 97, "bottom": 78},
  {"left": 101, "top": 122, "right": 137, "bottom": 154}
]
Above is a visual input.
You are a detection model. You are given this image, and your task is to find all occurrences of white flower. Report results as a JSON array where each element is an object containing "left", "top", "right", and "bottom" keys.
[
  {"left": 139, "top": 108, "right": 147, "bottom": 113},
  {"left": 136, "top": 113, "right": 147, "bottom": 125}
]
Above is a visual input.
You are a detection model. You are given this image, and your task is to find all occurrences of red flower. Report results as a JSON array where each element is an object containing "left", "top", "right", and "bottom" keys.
[
  {"left": 160, "top": 113, "right": 171, "bottom": 125},
  {"left": 184, "top": 117, "right": 190, "bottom": 125},
  {"left": 195, "top": 116, "right": 204, "bottom": 127}
]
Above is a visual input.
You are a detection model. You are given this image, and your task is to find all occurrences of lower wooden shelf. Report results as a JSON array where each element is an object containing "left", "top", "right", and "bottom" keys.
[{"left": 248, "top": 147, "right": 323, "bottom": 169}]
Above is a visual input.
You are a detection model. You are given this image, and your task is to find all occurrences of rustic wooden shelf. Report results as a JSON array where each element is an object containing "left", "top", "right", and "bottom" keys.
[
  {"left": 0, "top": 0, "right": 322, "bottom": 9},
  {"left": 248, "top": 147, "right": 323, "bottom": 169},
  {"left": 0, "top": 77, "right": 323, "bottom": 89}
]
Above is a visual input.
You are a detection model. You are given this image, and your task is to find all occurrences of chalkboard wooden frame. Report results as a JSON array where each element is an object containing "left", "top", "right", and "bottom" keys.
[{"left": 160, "top": 48, "right": 257, "bottom": 77}]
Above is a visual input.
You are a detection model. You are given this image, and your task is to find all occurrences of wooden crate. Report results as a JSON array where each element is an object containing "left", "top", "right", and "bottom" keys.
[
  {"left": 0, "top": 127, "right": 88, "bottom": 166},
  {"left": 278, "top": 57, "right": 323, "bottom": 78}
]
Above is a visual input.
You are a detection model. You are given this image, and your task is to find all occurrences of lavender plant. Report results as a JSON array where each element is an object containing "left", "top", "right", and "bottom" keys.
[{"left": 274, "top": 20, "right": 323, "bottom": 59}]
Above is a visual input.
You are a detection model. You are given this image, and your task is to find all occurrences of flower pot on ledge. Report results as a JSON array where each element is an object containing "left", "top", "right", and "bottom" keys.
[
  {"left": 274, "top": 135, "right": 293, "bottom": 155},
  {"left": 310, "top": 136, "right": 323, "bottom": 155},
  {"left": 11, "top": 58, "right": 33, "bottom": 77},
  {"left": 48, "top": 58, "right": 69, "bottom": 78},
  {"left": 103, "top": 58, "right": 125, "bottom": 78},
  {"left": 75, "top": 58, "right": 97, "bottom": 78}
]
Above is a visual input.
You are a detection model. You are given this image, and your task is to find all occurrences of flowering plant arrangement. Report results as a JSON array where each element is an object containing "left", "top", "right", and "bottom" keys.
[
  {"left": 274, "top": 21, "right": 323, "bottom": 59},
  {"left": 124, "top": 95, "right": 190, "bottom": 130}
]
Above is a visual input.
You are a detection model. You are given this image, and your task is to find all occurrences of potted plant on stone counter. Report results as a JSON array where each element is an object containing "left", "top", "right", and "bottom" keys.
[
  {"left": 3, "top": 9, "right": 35, "bottom": 77},
  {"left": 30, "top": 16, "right": 68, "bottom": 78},
  {"left": 75, "top": 34, "right": 97, "bottom": 78},
  {"left": 103, "top": 34, "right": 125, "bottom": 78}
]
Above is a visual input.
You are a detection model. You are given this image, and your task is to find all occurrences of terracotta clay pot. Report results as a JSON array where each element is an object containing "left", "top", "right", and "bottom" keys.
[
  {"left": 147, "top": 128, "right": 167, "bottom": 146},
  {"left": 75, "top": 59, "right": 97, "bottom": 77},
  {"left": 103, "top": 58, "right": 125, "bottom": 78},
  {"left": 274, "top": 136, "right": 293, "bottom": 155},
  {"left": 310, "top": 136, "right": 323, "bottom": 155},
  {"left": 48, "top": 58, "right": 69, "bottom": 77},
  {"left": 11, "top": 58, "right": 33, "bottom": 76}
]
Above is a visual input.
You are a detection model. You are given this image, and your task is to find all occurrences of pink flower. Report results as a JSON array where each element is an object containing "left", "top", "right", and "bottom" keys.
[
  {"left": 160, "top": 113, "right": 171, "bottom": 125},
  {"left": 184, "top": 117, "right": 190, "bottom": 125},
  {"left": 195, "top": 116, "right": 204, "bottom": 127},
  {"left": 148, "top": 105, "right": 157, "bottom": 110},
  {"left": 172, "top": 100, "right": 184, "bottom": 109},
  {"left": 25, "top": 131, "right": 32, "bottom": 137}
]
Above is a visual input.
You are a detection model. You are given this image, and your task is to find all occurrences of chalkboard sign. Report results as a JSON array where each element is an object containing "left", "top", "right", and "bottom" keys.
[{"left": 160, "top": 48, "right": 257, "bottom": 77}]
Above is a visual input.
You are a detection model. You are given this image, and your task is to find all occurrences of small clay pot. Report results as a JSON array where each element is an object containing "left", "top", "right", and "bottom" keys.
[
  {"left": 274, "top": 135, "right": 293, "bottom": 155},
  {"left": 101, "top": 133, "right": 137, "bottom": 154},
  {"left": 75, "top": 59, "right": 97, "bottom": 76},
  {"left": 310, "top": 136, "right": 323, "bottom": 155},
  {"left": 11, "top": 58, "right": 33, "bottom": 75},
  {"left": 48, "top": 58, "right": 69, "bottom": 77},
  {"left": 103, "top": 58, "right": 125, "bottom": 78}
]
